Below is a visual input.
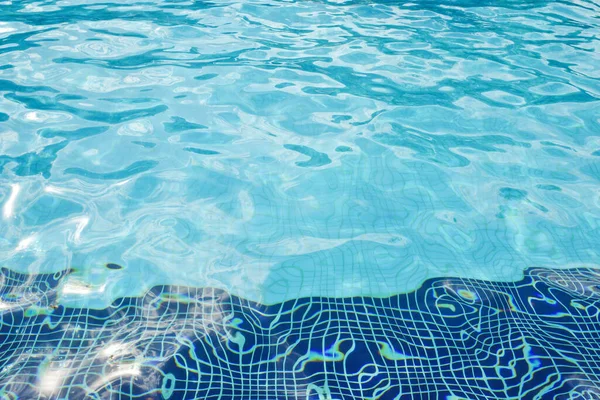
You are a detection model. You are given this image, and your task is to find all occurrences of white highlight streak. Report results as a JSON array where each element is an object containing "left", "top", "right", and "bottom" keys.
[
  {"left": 3, "top": 183, "right": 20, "bottom": 219},
  {"left": 72, "top": 216, "right": 89, "bottom": 243}
]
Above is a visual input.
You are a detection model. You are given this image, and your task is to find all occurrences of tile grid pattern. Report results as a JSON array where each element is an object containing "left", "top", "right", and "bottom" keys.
[{"left": 1, "top": 267, "right": 600, "bottom": 399}]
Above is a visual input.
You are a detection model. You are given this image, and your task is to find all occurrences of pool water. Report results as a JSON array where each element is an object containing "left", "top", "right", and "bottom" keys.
[{"left": 1, "top": 0, "right": 600, "bottom": 398}]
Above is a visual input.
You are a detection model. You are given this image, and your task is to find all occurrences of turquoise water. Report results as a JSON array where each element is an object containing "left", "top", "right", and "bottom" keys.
[
  {"left": 2, "top": 0, "right": 599, "bottom": 307},
  {"left": 1, "top": 0, "right": 600, "bottom": 398}
]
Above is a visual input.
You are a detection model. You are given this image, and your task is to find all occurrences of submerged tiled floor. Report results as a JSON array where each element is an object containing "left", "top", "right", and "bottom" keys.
[{"left": 1, "top": 266, "right": 599, "bottom": 399}]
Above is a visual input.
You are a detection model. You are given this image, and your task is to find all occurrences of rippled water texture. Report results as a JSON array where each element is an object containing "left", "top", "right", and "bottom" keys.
[{"left": 1, "top": 0, "right": 600, "bottom": 308}]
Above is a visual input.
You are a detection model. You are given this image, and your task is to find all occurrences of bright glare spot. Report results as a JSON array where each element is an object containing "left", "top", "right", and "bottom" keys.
[
  {"left": 38, "top": 368, "right": 67, "bottom": 395},
  {"left": 15, "top": 235, "right": 35, "bottom": 252},
  {"left": 101, "top": 343, "right": 127, "bottom": 358},
  {"left": 62, "top": 281, "right": 106, "bottom": 295}
]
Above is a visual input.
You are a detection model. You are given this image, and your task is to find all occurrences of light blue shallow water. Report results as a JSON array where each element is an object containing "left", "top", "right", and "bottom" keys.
[
  {"left": 1, "top": 1, "right": 600, "bottom": 398},
  {"left": 2, "top": 0, "right": 600, "bottom": 307}
]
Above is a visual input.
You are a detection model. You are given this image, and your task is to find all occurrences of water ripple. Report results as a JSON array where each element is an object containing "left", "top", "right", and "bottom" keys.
[{"left": 0, "top": 0, "right": 599, "bottom": 307}]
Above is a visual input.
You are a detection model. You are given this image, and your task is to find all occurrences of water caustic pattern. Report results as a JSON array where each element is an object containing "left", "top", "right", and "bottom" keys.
[
  {"left": 2, "top": 267, "right": 600, "bottom": 399},
  {"left": 0, "top": 0, "right": 600, "bottom": 397}
]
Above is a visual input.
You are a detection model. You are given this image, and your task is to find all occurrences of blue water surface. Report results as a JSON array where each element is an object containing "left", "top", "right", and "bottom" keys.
[
  {"left": 1, "top": 0, "right": 600, "bottom": 398},
  {"left": 1, "top": 0, "right": 599, "bottom": 306}
]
